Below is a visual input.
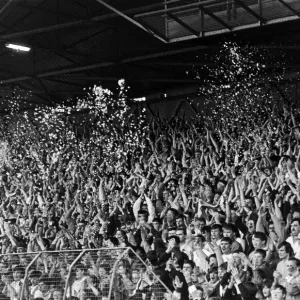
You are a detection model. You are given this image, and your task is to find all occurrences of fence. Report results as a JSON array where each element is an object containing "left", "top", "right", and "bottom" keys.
[{"left": 0, "top": 247, "right": 171, "bottom": 300}]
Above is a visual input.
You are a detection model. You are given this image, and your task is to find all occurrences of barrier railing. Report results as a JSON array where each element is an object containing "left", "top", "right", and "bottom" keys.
[{"left": 0, "top": 248, "right": 170, "bottom": 300}]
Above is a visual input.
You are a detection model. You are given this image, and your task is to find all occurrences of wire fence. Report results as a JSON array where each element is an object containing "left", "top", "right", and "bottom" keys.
[{"left": 0, "top": 248, "right": 170, "bottom": 300}]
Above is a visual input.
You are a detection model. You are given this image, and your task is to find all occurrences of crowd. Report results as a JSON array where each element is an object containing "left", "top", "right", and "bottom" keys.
[{"left": 0, "top": 90, "right": 300, "bottom": 300}]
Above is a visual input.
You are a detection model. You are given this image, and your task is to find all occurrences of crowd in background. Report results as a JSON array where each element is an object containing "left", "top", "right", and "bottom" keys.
[{"left": 0, "top": 96, "right": 299, "bottom": 300}]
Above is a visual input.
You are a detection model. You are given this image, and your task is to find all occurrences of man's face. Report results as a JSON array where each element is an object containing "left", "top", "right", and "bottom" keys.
[
  {"left": 277, "top": 246, "right": 288, "bottom": 259},
  {"left": 247, "top": 220, "right": 255, "bottom": 233},
  {"left": 262, "top": 285, "right": 271, "bottom": 298},
  {"left": 53, "top": 291, "right": 63, "bottom": 300},
  {"left": 253, "top": 253, "right": 264, "bottom": 267},
  {"left": 252, "top": 271, "right": 263, "bottom": 286},
  {"left": 152, "top": 221, "right": 160, "bottom": 230},
  {"left": 286, "top": 260, "right": 297, "bottom": 275},
  {"left": 218, "top": 268, "right": 226, "bottom": 280},
  {"left": 209, "top": 271, "right": 218, "bottom": 283},
  {"left": 13, "top": 271, "right": 22, "bottom": 281},
  {"left": 39, "top": 282, "right": 48, "bottom": 293},
  {"left": 118, "top": 266, "right": 126, "bottom": 275},
  {"left": 131, "top": 272, "right": 140, "bottom": 285},
  {"left": 269, "top": 224, "right": 275, "bottom": 233},
  {"left": 199, "top": 221, "right": 205, "bottom": 229},
  {"left": 176, "top": 230, "right": 185, "bottom": 242},
  {"left": 168, "top": 229, "right": 176, "bottom": 236},
  {"left": 176, "top": 218, "right": 184, "bottom": 227},
  {"left": 75, "top": 268, "right": 85, "bottom": 279},
  {"left": 220, "top": 241, "right": 231, "bottom": 254},
  {"left": 271, "top": 288, "right": 286, "bottom": 300},
  {"left": 98, "top": 268, "right": 106, "bottom": 278},
  {"left": 1, "top": 275, "right": 8, "bottom": 283},
  {"left": 202, "top": 230, "right": 210, "bottom": 241},
  {"left": 166, "top": 210, "right": 174, "bottom": 221},
  {"left": 211, "top": 228, "right": 221, "bottom": 240},
  {"left": 115, "top": 231, "right": 125, "bottom": 242},
  {"left": 193, "top": 236, "right": 203, "bottom": 248},
  {"left": 232, "top": 253, "right": 242, "bottom": 266},
  {"left": 0, "top": 263, "right": 7, "bottom": 271},
  {"left": 182, "top": 263, "right": 192, "bottom": 274},
  {"left": 291, "top": 221, "right": 300, "bottom": 236},
  {"left": 252, "top": 237, "right": 264, "bottom": 250},
  {"left": 223, "top": 229, "right": 234, "bottom": 239},
  {"left": 30, "top": 277, "right": 39, "bottom": 286}
]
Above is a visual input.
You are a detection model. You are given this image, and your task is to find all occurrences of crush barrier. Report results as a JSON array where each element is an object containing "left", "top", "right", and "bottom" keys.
[{"left": 0, "top": 248, "right": 171, "bottom": 300}]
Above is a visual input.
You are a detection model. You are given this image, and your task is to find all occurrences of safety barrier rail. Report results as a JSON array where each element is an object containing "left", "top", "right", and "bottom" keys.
[{"left": 0, "top": 247, "right": 170, "bottom": 300}]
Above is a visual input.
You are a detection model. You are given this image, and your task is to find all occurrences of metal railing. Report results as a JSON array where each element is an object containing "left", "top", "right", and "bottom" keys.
[{"left": 0, "top": 248, "right": 170, "bottom": 300}]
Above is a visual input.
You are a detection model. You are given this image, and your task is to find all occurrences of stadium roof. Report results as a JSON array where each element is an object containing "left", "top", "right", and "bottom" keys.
[{"left": 0, "top": 0, "right": 299, "bottom": 110}]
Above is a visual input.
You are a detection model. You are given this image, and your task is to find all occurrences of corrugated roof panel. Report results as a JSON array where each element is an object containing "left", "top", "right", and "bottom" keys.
[
  {"left": 0, "top": 5, "right": 32, "bottom": 29},
  {"left": 34, "top": 48, "right": 75, "bottom": 73},
  {"left": 262, "top": 0, "right": 300, "bottom": 20},
  {"left": 60, "top": 26, "right": 115, "bottom": 49},
  {"left": 0, "top": 51, "right": 34, "bottom": 76}
]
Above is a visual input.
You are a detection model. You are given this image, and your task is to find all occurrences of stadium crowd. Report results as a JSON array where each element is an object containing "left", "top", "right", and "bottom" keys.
[{"left": 0, "top": 100, "right": 300, "bottom": 300}]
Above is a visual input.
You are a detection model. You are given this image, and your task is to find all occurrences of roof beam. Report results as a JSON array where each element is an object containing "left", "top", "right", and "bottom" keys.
[
  {"left": 169, "top": 14, "right": 300, "bottom": 42},
  {"left": 0, "top": 1, "right": 184, "bottom": 40},
  {"left": 233, "top": 0, "right": 266, "bottom": 23},
  {"left": 1, "top": 0, "right": 48, "bottom": 37},
  {"left": 0, "top": 44, "right": 214, "bottom": 84},
  {"left": 0, "top": 0, "right": 15, "bottom": 18},
  {"left": 198, "top": 4, "right": 231, "bottom": 30},
  {"left": 276, "top": 0, "right": 300, "bottom": 17},
  {"left": 166, "top": 12, "right": 199, "bottom": 37},
  {"left": 94, "top": 0, "right": 168, "bottom": 43},
  {"left": 135, "top": 0, "right": 220, "bottom": 18}
]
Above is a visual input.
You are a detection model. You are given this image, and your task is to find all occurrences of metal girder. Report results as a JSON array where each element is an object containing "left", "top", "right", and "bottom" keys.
[
  {"left": 0, "top": 44, "right": 213, "bottom": 84},
  {"left": 1, "top": 0, "right": 48, "bottom": 37},
  {"left": 233, "top": 0, "right": 266, "bottom": 23},
  {"left": 94, "top": 0, "right": 168, "bottom": 43},
  {"left": 166, "top": 12, "right": 199, "bottom": 37},
  {"left": 0, "top": 0, "right": 14, "bottom": 17},
  {"left": 277, "top": 0, "right": 300, "bottom": 17},
  {"left": 0, "top": 1, "right": 182, "bottom": 40},
  {"left": 135, "top": 0, "right": 219, "bottom": 18},
  {"left": 0, "top": 0, "right": 220, "bottom": 41},
  {"left": 169, "top": 14, "right": 300, "bottom": 42},
  {"left": 198, "top": 4, "right": 231, "bottom": 30}
]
